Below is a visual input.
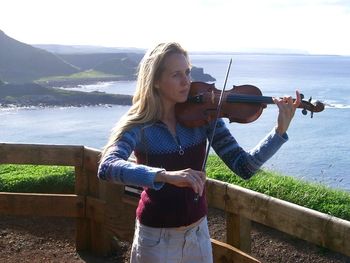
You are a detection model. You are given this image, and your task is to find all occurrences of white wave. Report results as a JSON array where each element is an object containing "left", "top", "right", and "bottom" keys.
[
  {"left": 77, "top": 81, "right": 114, "bottom": 89},
  {"left": 324, "top": 103, "right": 350, "bottom": 109},
  {"left": 0, "top": 105, "right": 41, "bottom": 111}
]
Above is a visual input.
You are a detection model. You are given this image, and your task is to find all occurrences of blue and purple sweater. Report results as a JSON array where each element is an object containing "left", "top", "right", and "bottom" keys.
[{"left": 98, "top": 118, "right": 288, "bottom": 228}]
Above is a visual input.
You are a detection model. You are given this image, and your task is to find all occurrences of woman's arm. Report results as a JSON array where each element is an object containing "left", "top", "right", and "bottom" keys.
[
  {"left": 211, "top": 91, "right": 301, "bottom": 179},
  {"left": 211, "top": 119, "right": 288, "bottom": 179},
  {"left": 98, "top": 128, "right": 165, "bottom": 190}
]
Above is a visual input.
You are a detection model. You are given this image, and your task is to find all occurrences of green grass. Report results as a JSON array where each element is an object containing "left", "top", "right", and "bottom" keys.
[
  {"left": 0, "top": 164, "right": 75, "bottom": 193},
  {"left": 206, "top": 156, "right": 350, "bottom": 220},
  {"left": 1, "top": 156, "right": 349, "bottom": 221}
]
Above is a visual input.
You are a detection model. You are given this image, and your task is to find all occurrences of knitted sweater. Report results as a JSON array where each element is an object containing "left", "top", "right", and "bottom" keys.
[{"left": 98, "top": 118, "right": 288, "bottom": 227}]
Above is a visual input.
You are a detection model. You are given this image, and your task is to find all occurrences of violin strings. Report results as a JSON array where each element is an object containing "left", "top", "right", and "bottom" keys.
[{"left": 225, "top": 94, "right": 274, "bottom": 104}]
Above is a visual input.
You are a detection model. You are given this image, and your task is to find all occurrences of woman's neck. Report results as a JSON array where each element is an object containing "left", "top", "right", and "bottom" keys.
[{"left": 161, "top": 104, "right": 177, "bottom": 135}]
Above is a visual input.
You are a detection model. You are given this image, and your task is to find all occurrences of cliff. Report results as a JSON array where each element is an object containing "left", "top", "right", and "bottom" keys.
[
  {"left": 0, "top": 30, "right": 79, "bottom": 83},
  {"left": 0, "top": 30, "right": 215, "bottom": 85}
]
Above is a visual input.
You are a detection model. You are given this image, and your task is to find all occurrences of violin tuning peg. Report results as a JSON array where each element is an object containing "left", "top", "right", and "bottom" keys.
[
  {"left": 300, "top": 93, "right": 304, "bottom": 100},
  {"left": 302, "top": 108, "right": 308, "bottom": 115}
]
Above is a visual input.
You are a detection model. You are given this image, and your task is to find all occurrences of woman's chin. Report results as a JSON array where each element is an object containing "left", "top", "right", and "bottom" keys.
[{"left": 177, "top": 96, "right": 188, "bottom": 103}]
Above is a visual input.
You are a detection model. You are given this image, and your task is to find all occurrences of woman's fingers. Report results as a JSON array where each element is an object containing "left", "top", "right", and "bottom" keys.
[
  {"left": 294, "top": 90, "right": 302, "bottom": 109},
  {"left": 273, "top": 90, "right": 301, "bottom": 134},
  {"left": 165, "top": 169, "right": 206, "bottom": 196},
  {"left": 184, "top": 171, "right": 202, "bottom": 195},
  {"left": 190, "top": 171, "right": 206, "bottom": 196}
]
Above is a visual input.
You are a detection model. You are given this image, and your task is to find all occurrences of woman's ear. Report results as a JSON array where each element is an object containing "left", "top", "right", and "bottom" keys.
[{"left": 154, "top": 81, "right": 160, "bottom": 89}]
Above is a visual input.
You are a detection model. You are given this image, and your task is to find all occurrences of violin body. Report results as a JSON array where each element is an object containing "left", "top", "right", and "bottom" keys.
[{"left": 175, "top": 82, "right": 325, "bottom": 128}]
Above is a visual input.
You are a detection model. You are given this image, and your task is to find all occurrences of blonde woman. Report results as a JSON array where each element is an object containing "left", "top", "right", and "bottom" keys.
[{"left": 98, "top": 42, "right": 301, "bottom": 263}]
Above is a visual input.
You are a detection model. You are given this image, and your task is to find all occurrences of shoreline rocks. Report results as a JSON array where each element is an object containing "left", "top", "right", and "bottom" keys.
[{"left": 0, "top": 83, "right": 132, "bottom": 108}]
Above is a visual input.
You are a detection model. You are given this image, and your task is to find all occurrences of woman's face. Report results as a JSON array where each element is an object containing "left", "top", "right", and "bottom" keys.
[{"left": 156, "top": 53, "right": 191, "bottom": 107}]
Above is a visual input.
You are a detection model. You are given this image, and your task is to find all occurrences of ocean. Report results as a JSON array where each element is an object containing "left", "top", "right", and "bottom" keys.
[{"left": 1, "top": 53, "right": 350, "bottom": 191}]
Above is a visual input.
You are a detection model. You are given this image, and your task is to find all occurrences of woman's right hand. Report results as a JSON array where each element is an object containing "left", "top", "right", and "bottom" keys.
[{"left": 155, "top": 168, "right": 206, "bottom": 196}]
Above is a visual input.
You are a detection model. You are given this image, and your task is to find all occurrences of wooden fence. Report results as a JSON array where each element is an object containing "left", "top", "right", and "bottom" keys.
[{"left": 1, "top": 143, "right": 350, "bottom": 262}]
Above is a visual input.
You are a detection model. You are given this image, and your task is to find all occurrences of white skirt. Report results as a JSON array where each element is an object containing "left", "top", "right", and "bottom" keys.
[{"left": 130, "top": 216, "right": 213, "bottom": 263}]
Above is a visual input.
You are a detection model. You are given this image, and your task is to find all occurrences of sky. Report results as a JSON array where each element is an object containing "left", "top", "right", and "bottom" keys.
[{"left": 1, "top": 0, "right": 350, "bottom": 55}]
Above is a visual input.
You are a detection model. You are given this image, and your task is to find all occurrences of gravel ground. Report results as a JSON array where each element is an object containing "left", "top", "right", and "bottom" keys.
[{"left": 0, "top": 208, "right": 349, "bottom": 263}]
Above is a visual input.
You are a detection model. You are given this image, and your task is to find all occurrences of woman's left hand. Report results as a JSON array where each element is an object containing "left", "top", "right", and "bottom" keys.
[{"left": 273, "top": 90, "right": 301, "bottom": 135}]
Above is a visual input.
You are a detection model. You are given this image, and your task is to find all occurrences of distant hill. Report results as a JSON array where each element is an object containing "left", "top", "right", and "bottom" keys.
[
  {"left": 37, "top": 44, "right": 215, "bottom": 81},
  {"left": 57, "top": 53, "right": 143, "bottom": 72},
  {"left": 52, "top": 51, "right": 214, "bottom": 82},
  {"left": 34, "top": 44, "right": 146, "bottom": 54},
  {"left": 191, "top": 67, "right": 215, "bottom": 82},
  {"left": 0, "top": 30, "right": 79, "bottom": 83},
  {"left": 0, "top": 31, "right": 215, "bottom": 86},
  {"left": 94, "top": 57, "right": 138, "bottom": 76}
]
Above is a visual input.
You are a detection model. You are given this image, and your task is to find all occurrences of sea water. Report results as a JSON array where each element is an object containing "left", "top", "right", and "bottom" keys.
[{"left": 1, "top": 54, "right": 349, "bottom": 191}]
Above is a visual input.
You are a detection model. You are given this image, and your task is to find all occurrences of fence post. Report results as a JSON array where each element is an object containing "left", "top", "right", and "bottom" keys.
[
  {"left": 75, "top": 146, "right": 90, "bottom": 251},
  {"left": 82, "top": 147, "right": 110, "bottom": 255},
  {"left": 226, "top": 212, "right": 251, "bottom": 253}
]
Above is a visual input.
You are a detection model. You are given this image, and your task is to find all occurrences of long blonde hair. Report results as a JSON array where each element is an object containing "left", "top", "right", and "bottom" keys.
[{"left": 101, "top": 42, "right": 189, "bottom": 157}]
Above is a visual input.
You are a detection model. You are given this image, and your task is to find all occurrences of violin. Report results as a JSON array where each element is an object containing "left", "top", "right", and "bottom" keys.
[{"left": 175, "top": 82, "right": 325, "bottom": 128}]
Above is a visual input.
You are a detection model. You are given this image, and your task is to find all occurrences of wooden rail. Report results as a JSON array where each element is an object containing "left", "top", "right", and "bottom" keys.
[
  {"left": 0, "top": 192, "right": 84, "bottom": 217},
  {"left": 206, "top": 179, "right": 350, "bottom": 256},
  {"left": 1, "top": 143, "right": 349, "bottom": 262}
]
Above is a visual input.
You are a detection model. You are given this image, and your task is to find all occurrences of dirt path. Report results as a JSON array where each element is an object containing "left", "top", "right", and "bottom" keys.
[{"left": 0, "top": 208, "right": 349, "bottom": 263}]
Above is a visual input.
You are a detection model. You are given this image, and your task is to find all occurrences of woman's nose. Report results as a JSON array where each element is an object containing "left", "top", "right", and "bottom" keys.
[{"left": 182, "top": 74, "right": 191, "bottom": 86}]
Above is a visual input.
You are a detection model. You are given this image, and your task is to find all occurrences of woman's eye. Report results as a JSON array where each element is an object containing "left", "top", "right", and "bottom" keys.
[
  {"left": 173, "top": 70, "right": 190, "bottom": 78},
  {"left": 173, "top": 72, "right": 183, "bottom": 78}
]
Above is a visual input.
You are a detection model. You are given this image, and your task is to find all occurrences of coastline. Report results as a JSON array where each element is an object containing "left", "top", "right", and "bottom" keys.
[
  {"left": 0, "top": 64, "right": 216, "bottom": 108},
  {"left": 36, "top": 76, "right": 135, "bottom": 88},
  {"left": 0, "top": 82, "right": 133, "bottom": 108}
]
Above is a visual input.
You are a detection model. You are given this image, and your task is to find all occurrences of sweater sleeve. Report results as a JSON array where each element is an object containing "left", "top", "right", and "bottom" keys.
[
  {"left": 97, "top": 127, "right": 165, "bottom": 190},
  {"left": 210, "top": 119, "right": 288, "bottom": 180}
]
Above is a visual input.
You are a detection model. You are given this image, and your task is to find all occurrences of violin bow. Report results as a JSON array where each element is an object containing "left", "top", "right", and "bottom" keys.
[
  {"left": 201, "top": 58, "right": 232, "bottom": 171},
  {"left": 195, "top": 58, "right": 232, "bottom": 202}
]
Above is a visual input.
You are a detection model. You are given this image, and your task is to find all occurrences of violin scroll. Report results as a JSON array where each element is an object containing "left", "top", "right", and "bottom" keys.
[{"left": 299, "top": 94, "right": 325, "bottom": 118}]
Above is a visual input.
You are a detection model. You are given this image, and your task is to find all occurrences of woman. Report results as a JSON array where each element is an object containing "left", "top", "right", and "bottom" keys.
[{"left": 98, "top": 42, "right": 301, "bottom": 263}]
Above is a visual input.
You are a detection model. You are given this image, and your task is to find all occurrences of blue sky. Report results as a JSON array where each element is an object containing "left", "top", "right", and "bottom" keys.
[{"left": 1, "top": 0, "right": 350, "bottom": 55}]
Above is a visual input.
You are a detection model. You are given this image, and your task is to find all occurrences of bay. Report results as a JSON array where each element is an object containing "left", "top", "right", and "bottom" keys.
[{"left": 1, "top": 53, "right": 349, "bottom": 191}]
